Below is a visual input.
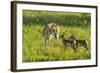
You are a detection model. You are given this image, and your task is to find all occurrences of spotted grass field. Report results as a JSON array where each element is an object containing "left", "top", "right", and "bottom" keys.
[{"left": 22, "top": 24, "right": 91, "bottom": 62}]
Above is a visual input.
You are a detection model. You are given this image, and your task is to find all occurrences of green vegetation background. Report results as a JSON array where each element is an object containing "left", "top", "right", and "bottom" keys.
[{"left": 23, "top": 10, "right": 91, "bottom": 62}]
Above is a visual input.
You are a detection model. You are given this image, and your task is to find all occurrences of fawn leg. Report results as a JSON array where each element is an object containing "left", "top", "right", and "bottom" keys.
[
  {"left": 85, "top": 44, "right": 88, "bottom": 51},
  {"left": 83, "top": 44, "right": 88, "bottom": 53},
  {"left": 73, "top": 43, "right": 76, "bottom": 52},
  {"left": 76, "top": 43, "right": 78, "bottom": 52},
  {"left": 71, "top": 43, "right": 75, "bottom": 52},
  {"left": 64, "top": 43, "right": 67, "bottom": 52},
  {"left": 45, "top": 39, "right": 47, "bottom": 48}
]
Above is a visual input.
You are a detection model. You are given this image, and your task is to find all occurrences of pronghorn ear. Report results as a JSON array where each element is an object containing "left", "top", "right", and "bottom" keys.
[{"left": 52, "top": 24, "right": 54, "bottom": 27}]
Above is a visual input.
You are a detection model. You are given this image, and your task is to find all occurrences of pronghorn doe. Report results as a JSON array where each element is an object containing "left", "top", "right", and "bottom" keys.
[
  {"left": 59, "top": 33, "right": 76, "bottom": 52},
  {"left": 69, "top": 35, "right": 88, "bottom": 51},
  {"left": 42, "top": 23, "right": 60, "bottom": 48}
]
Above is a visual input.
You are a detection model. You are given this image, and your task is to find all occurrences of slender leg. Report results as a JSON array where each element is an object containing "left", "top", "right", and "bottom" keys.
[
  {"left": 54, "top": 34, "right": 59, "bottom": 47},
  {"left": 82, "top": 43, "right": 88, "bottom": 54},
  {"left": 48, "top": 40, "right": 51, "bottom": 49},
  {"left": 76, "top": 43, "right": 78, "bottom": 51},
  {"left": 84, "top": 44, "right": 88, "bottom": 52},
  {"left": 85, "top": 44, "right": 88, "bottom": 51},
  {"left": 57, "top": 34, "right": 59, "bottom": 46},
  {"left": 45, "top": 39, "right": 47, "bottom": 48},
  {"left": 56, "top": 38, "right": 59, "bottom": 48},
  {"left": 64, "top": 43, "right": 67, "bottom": 52},
  {"left": 72, "top": 43, "right": 76, "bottom": 52}
]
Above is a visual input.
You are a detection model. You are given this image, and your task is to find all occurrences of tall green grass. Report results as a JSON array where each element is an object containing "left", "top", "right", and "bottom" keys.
[{"left": 22, "top": 24, "right": 91, "bottom": 62}]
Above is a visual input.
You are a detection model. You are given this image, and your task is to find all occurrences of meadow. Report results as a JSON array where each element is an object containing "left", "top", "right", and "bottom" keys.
[{"left": 22, "top": 10, "right": 91, "bottom": 62}]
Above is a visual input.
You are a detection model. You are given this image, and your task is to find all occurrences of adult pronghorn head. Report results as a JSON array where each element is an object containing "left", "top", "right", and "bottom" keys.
[{"left": 43, "top": 23, "right": 60, "bottom": 39}]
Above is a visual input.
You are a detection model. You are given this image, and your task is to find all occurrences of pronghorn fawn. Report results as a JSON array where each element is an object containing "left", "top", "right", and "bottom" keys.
[
  {"left": 69, "top": 35, "right": 88, "bottom": 52},
  {"left": 59, "top": 33, "right": 76, "bottom": 52}
]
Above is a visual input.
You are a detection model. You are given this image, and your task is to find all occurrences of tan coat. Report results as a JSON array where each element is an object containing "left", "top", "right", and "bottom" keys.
[{"left": 42, "top": 23, "right": 60, "bottom": 48}]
